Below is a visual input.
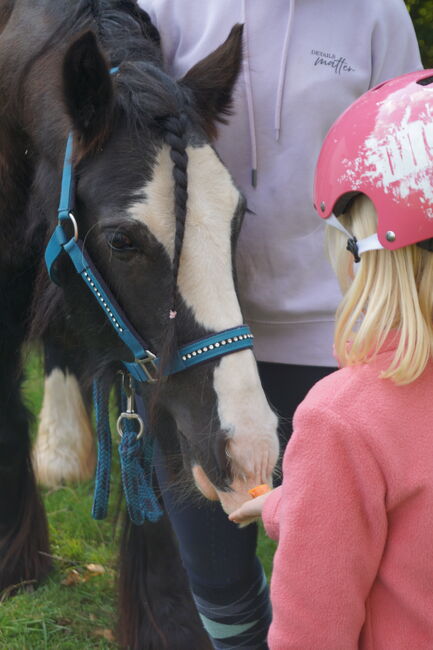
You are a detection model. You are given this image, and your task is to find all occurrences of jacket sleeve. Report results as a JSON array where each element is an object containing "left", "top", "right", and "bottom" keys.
[
  {"left": 262, "top": 485, "right": 283, "bottom": 541},
  {"left": 266, "top": 404, "right": 387, "bottom": 650},
  {"left": 370, "top": 0, "right": 423, "bottom": 87}
]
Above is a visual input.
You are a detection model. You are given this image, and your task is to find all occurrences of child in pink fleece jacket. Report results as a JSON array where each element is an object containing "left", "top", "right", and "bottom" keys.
[{"left": 230, "top": 69, "right": 433, "bottom": 649}]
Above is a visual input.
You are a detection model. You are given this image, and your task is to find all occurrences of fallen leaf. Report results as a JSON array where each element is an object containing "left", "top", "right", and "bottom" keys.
[
  {"left": 85, "top": 563, "right": 105, "bottom": 575},
  {"left": 61, "top": 569, "right": 82, "bottom": 586},
  {"left": 94, "top": 628, "right": 115, "bottom": 642}
]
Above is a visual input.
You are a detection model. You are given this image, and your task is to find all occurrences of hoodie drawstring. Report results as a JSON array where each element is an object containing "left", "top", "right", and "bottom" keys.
[
  {"left": 275, "top": 0, "right": 296, "bottom": 142},
  {"left": 242, "top": 0, "right": 258, "bottom": 187},
  {"left": 242, "top": 0, "right": 296, "bottom": 185}
]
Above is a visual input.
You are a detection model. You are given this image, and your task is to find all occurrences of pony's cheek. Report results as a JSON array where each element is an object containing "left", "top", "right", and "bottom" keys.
[{"left": 192, "top": 464, "right": 219, "bottom": 501}]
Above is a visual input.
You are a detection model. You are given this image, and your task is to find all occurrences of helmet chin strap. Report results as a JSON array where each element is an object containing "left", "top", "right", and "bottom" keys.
[{"left": 327, "top": 214, "right": 384, "bottom": 261}]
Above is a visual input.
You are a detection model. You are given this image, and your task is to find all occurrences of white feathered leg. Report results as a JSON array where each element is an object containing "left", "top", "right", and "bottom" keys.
[{"left": 33, "top": 368, "right": 96, "bottom": 486}]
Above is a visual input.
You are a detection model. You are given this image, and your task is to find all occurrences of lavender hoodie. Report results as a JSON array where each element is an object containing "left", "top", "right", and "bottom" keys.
[{"left": 138, "top": 0, "right": 422, "bottom": 366}]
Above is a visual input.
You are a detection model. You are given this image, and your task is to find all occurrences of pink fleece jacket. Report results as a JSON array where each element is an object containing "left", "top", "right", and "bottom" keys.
[{"left": 262, "top": 339, "right": 433, "bottom": 649}]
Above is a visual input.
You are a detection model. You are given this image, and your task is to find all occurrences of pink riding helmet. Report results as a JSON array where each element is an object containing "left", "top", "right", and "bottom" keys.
[{"left": 314, "top": 69, "right": 433, "bottom": 252}]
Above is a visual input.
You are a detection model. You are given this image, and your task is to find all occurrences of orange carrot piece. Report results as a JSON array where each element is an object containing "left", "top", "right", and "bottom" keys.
[{"left": 248, "top": 484, "right": 270, "bottom": 499}]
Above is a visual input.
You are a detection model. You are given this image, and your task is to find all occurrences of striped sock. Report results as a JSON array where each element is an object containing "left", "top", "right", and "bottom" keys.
[{"left": 193, "top": 560, "right": 272, "bottom": 649}]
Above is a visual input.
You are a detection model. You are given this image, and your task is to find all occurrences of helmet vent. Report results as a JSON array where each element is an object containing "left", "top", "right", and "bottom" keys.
[{"left": 417, "top": 75, "right": 433, "bottom": 87}]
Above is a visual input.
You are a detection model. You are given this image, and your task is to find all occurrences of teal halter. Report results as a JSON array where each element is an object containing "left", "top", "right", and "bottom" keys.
[{"left": 45, "top": 131, "right": 254, "bottom": 384}]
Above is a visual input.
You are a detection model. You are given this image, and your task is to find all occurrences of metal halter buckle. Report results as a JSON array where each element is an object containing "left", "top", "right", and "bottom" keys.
[
  {"left": 137, "top": 350, "right": 158, "bottom": 384},
  {"left": 117, "top": 374, "right": 145, "bottom": 439}
]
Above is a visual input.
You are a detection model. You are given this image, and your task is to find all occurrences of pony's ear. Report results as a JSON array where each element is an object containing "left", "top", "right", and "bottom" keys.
[
  {"left": 62, "top": 31, "right": 114, "bottom": 156},
  {"left": 180, "top": 24, "right": 243, "bottom": 140}
]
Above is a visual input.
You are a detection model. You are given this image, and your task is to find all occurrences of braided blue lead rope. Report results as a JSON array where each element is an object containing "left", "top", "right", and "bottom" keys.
[
  {"left": 92, "top": 376, "right": 163, "bottom": 524},
  {"left": 92, "top": 377, "right": 112, "bottom": 520},
  {"left": 118, "top": 391, "right": 163, "bottom": 525}
]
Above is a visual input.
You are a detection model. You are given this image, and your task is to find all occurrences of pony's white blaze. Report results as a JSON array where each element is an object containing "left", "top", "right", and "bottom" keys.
[
  {"left": 129, "top": 143, "right": 279, "bottom": 511},
  {"left": 33, "top": 369, "right": 96, "bottom": 487},
  {"left": 129, "top": 144, "right": 243, "bottom": 328}
]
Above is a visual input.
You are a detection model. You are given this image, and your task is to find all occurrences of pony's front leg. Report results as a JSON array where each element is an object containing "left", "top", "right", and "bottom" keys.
[
  {"left": 33, "top": 340, "right": 96, "bottom": 487},
  {"left": 118, "top": 514, "right": 213, "bottom": 650},
  {"left": 117, "top": 407, "right": 212, "bottom": 650},
  {"left": 0, "top": 340, "right": 50, "bottom": 593}
]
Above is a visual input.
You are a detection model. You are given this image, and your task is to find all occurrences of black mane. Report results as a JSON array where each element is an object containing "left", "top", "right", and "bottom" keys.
[
  {"left": 91, "top": 2, "right": 193, "bottom": 134},
  {"left": 90, "top": 0, "right": 161, "bottom": 65},
  {"left": 5, "top": 0, "right": 166, "bottom": 122}
]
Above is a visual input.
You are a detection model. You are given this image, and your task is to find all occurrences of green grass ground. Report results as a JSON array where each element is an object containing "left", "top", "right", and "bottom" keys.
[{"left": 0, "top": 352, "right": 276, "bottom": 649}]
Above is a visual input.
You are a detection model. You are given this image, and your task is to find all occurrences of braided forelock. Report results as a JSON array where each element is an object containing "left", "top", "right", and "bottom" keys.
[
  {"left": 162, "top": 112, "right": 189, "bottom": 314},
  {"left": 151, "top": 111, "right": 189, "bottom": 381}
]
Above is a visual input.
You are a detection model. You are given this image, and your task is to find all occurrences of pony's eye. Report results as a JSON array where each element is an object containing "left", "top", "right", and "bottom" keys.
[{"left": 107, "top": 231, "right": 136, "bottom": 252}]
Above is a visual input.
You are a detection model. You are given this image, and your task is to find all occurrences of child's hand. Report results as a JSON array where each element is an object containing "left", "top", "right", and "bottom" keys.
[{"left": 228, "top": 491, "right": 272, "bottom": 526}]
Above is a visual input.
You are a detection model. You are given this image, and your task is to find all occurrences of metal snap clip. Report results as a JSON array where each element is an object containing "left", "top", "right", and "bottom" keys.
[
  {"left": 116, "top": 411, "right": 145, "bottom": 439},
  {"left": 117, "top": 372, "right": 145, "bottom": 439}
]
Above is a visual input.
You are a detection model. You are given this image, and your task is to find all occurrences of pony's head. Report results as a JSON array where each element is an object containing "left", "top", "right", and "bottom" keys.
[{"left": 35, "top": 8, "right": 279, "bottom": 513}]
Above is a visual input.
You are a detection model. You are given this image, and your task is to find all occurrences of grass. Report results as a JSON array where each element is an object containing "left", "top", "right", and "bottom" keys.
[{"left": 0, "top": 351, "right": 276, "bottom": 648}]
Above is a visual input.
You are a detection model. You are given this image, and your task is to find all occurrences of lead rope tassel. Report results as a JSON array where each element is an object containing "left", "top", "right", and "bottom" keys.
[
  {"left": 92, "top": 373, "right": 163, "bottom": 524},
  {"left": 118, "top": 374, "right": 163, "bottom": 524}
]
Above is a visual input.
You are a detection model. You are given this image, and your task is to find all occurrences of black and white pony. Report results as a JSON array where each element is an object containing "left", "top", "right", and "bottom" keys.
[{"left": 0, "top": 1, "right": 279, "bottom": 647}]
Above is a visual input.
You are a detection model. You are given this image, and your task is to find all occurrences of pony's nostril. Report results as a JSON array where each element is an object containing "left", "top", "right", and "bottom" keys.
[
  {"left": 215, "top": 434, "right": 232, "bottom": 474},
  {"left": 189, "top": 431, "right": 233, "bottom": 491},
  {"left": 208, "top": 433, "right": 233, "bottom": 489}
]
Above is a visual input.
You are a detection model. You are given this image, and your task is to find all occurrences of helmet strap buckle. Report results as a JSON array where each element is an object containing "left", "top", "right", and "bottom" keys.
[{"left": 346, "top": 237, "right": 361, "bottom": 263}]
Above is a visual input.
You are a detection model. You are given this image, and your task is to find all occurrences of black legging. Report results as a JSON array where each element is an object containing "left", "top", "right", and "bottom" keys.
[{"left": 154, "top": 362, "right": 336, "bottom": 648}]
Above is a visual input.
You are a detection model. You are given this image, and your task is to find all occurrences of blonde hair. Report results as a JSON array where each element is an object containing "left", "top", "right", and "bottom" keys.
[{"left": 327, "top": 194, "right": 433, "bottom": 384}]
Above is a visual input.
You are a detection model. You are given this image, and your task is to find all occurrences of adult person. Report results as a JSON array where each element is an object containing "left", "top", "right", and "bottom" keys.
[{"left": 138, "top": 1, "right": 422, "bottom": 648}]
